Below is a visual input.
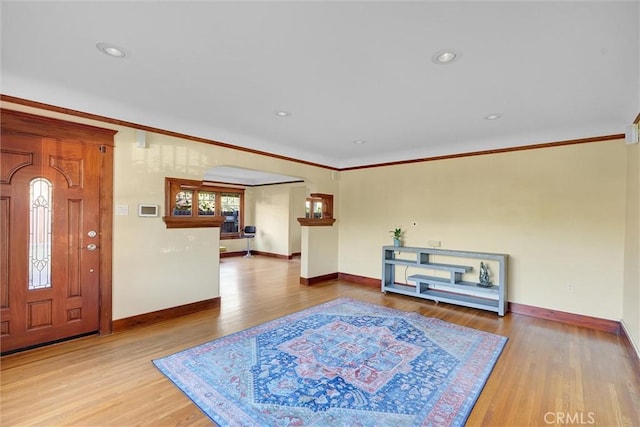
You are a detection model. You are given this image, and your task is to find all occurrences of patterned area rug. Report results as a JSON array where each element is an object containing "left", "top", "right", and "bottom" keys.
[{"left": 153, "top": 298, "right": 507, "bottom": 426}]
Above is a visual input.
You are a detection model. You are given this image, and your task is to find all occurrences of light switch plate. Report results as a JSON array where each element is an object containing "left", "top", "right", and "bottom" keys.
[{"left": 116, "top": 205, "right": 129, "bottom": 215}]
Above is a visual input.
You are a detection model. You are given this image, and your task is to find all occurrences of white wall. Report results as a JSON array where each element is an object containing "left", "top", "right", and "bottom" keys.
[
  {"left": 113, "top": 130, "right": 223, "bottom": 319},
  {"left": 112, "top": 135, "right": 335, "bottom": 319},
  {"left": 220, "top": 185, "right": 305, "bottom": 256},
  {"left": 110, "top": 132, "right": 335, "bottom": 319},
  {"left": 338, "top": 141, "right": 628, "bottom": 321},
  {"left": 253, "top": 184, "right": 292, "bottom": 256},
  {"left": 301, "top": 225, "right": 339, "bottom": 279},
  {"left": 289, "top": 186, "right": 307, "bottom": 254},
  {"left": 623, "top": 141, "right": 640, "bottom": 354}
]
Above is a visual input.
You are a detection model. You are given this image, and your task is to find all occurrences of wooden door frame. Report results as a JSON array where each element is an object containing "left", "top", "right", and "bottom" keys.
[{"left": 1, "top": 109, "right": 116, "bottom": 336}]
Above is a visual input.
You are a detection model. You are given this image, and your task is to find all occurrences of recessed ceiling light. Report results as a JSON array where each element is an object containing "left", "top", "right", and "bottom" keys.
[
  {"left": 96, "top": 42, "right": 127, "bottom": 58},
  {"left": 353, "top": 140, "right": 366, "bottom": 145},
  {"left": 274, "top": 110, "right": 291, "bottom": 117},
  {"left": 484, "top": 113, "right": 502, "bottom": 120},
  {"left": 432, "top": 50, "right": 459, "bottom": 64}
]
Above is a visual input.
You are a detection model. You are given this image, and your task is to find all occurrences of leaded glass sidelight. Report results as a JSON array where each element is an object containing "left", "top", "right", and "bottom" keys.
[
  {"left": 29, "top": 178, "right": 52, "bottom": 290},
  {"left": 198, "top": 191, "right": 216, "bottom": 216},
  {"left": 173, "top": 190, "right": 193, "bottom": 216},
  {"left": 221, "top": 193, "right": 240, "bottom": 233}
]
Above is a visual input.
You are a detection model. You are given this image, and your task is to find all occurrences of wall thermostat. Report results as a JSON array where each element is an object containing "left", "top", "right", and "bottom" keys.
[{"left": 138, "top": 204, "right": 159, "bottom": 217}]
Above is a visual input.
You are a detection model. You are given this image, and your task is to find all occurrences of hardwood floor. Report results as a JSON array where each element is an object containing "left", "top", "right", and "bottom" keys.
[{"left": 1, "top": 256, "right": 639, "bottom": 426}]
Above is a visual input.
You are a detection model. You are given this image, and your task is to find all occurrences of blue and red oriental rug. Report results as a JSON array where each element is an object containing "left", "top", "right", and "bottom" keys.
[{"left": 153, "top": 298, "right": 506, "bottom": 426}]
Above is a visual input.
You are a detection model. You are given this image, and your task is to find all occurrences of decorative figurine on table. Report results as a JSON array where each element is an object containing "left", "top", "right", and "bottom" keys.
[{"left": 478, "top": 262, "right": 492, "bottom": 287}]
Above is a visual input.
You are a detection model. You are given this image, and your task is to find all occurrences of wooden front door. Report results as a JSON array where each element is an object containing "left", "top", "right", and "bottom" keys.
[{"left": 1, "top": 109, "right": 116, "bottom": 353}]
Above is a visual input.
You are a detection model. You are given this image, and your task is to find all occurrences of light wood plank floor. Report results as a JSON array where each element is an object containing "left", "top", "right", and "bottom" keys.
[{"left": 1, "top": 256, "right": 639, "bottom": 426}]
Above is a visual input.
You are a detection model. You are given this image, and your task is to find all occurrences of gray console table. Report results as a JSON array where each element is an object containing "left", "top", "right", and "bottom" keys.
[{"left": 382, "top": 246, "right": 508, "bottom": 316}]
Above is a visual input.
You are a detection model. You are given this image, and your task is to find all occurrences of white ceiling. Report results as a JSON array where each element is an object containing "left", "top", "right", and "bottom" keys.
[
  {"left": 203, "top": 165, "right": 303, "bottom": 186},
  {"left": 1, "top": 1, "right": 638, "bottom": 169}
]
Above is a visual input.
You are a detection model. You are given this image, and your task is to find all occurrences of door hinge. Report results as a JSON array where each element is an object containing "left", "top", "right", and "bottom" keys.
[{"left": 99, "top": 145, "right": 107, "bottom": 153}]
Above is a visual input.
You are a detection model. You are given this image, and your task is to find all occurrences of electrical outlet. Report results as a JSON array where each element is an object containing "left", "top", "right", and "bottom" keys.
[
  {"left": 568, "top": 283, "right": 575, "bottom": 293},
  {"left": 428, "top": 240, "right": 441, "bottom": 247}
]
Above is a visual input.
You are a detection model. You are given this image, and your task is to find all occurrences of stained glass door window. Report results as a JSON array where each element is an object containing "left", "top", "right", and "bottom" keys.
[{"left": 29, "top": 178, "right": 52, "bottom": 290}]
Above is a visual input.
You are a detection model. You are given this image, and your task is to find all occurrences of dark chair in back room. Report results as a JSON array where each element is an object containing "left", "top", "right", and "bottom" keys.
[{"left": 243, "top": 225, "right": 256, "bottom": 257}]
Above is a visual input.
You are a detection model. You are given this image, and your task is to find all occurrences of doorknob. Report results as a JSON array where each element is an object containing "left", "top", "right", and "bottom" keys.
[{"left": 85, "top": 244, "right": 98, "bottom": 251}]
